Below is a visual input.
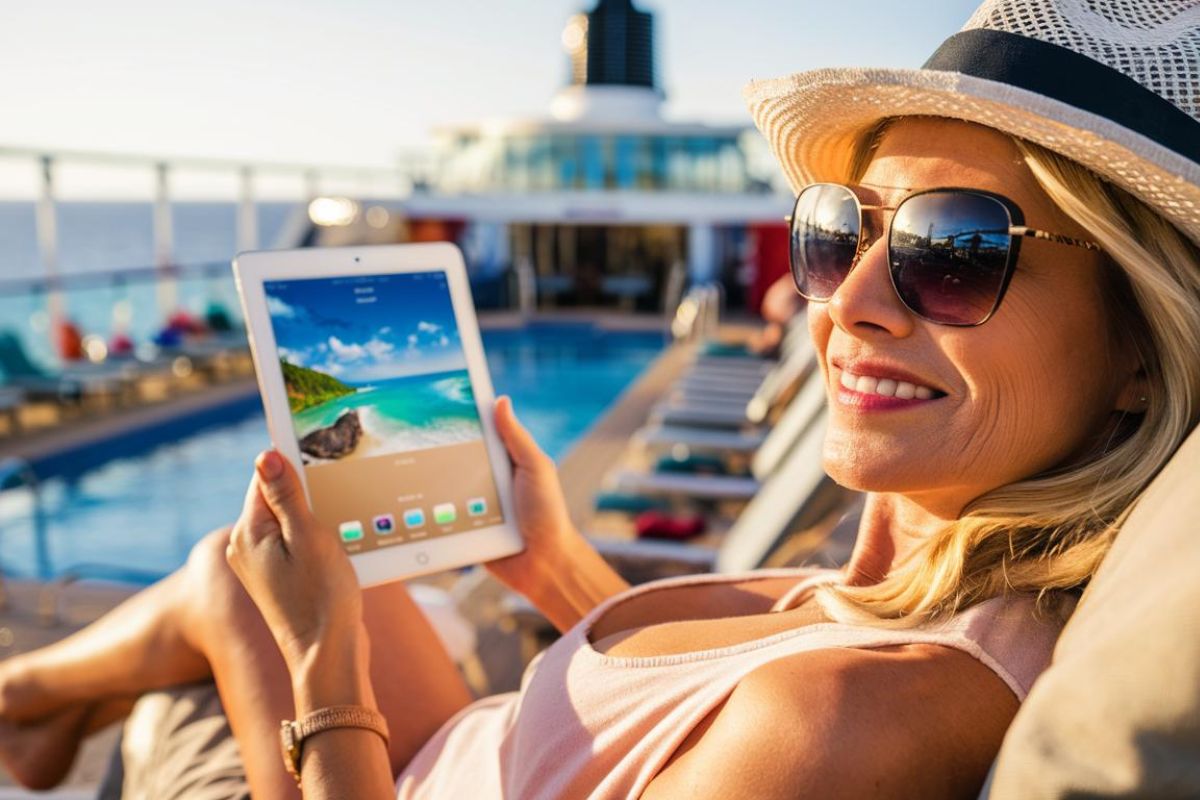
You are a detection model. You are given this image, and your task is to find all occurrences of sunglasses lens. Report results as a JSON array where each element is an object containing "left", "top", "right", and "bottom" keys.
[
  {"left": 890, "top": 192, "right": 1013, "bottom": 325},
  {"left": 791, "top": 184, "right": 860, "bottom": 300}
]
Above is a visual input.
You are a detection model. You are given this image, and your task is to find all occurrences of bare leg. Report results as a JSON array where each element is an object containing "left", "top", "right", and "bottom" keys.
[
  {"left": 0, "top": 527, "right": 472, "bottom": 793},
  {"left": 0, "top": 571, "right": 211, "bottom": 722},
  {"left": 0, "top": 696, "right": 136, "bottom": 789}
]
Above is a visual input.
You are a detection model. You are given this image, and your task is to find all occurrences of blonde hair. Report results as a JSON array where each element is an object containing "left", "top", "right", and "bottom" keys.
[{"left": 816, "top": 121, "right": 1200, "bottom": 626}]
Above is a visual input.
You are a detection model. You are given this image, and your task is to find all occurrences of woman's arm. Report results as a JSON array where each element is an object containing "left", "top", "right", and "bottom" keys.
[
  {"left": 641, "top": 644, "right": 1018, "bottom": 799},
  {"left": 226, "top": 452, "right": 395, "bottom": 800},
  {"left": 486, "top": 397, "right": 629, "bottom": 632}
]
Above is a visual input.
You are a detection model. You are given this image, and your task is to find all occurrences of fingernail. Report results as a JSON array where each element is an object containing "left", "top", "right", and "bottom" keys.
[{"left": 258, "top": 450, "right": 283, "bottom": 481}]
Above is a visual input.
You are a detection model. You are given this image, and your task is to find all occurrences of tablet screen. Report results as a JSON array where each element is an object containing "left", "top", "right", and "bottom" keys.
[{"left": 262, "top": 270, "right": 505, "bottom": 554}]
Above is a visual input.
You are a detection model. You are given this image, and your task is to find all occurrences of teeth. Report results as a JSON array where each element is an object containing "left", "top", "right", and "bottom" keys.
[{"left": 839, "top": 369, "right": 938, "bottom": 401}]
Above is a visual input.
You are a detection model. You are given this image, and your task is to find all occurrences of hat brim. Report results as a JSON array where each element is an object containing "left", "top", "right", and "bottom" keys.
[{"left": 744, "top": 67, "right": 1200, "bottom": 245}]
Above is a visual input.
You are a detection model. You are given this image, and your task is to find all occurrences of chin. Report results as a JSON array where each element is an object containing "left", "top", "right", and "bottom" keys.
[{"left": 821, "top": 431, "right": 946, "bottom": 495}]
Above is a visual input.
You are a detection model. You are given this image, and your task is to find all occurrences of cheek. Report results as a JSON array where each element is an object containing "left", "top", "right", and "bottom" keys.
[
  {"left": 946, "top": 290, "right": 1118, "bottom": 480},
  {"left": 808, "top": 303, "right": 834, "bottom": 377}
]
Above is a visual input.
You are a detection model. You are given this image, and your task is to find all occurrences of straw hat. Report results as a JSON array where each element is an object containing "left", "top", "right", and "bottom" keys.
[{"left": 744, "top": 0, "right": 1200, "bottom": 245}]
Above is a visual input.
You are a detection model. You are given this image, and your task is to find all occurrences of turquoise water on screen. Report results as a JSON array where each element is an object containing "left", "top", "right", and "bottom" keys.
[{"left": 293, "top": 370, "right": 483, "bottom": 456}]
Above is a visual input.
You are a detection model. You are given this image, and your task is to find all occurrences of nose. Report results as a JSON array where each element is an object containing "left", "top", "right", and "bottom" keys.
[{"left": 826, "top": 235, "right": 916, "bottom": 339}]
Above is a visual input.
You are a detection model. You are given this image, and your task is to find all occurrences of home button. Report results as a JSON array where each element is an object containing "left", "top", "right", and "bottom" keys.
[{"left": 415, "top": 551, "right": 430, "bottom": 566}]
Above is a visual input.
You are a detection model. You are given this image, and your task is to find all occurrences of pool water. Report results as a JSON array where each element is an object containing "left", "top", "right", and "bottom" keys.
[{"left": 0, "top": 323, "right": 665, "bottom": 581}]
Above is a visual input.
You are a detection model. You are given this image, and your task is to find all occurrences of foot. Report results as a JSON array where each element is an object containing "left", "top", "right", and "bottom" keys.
[
  {"left": 0, "top": 657, "right": 59, "bottom": 723},
  {"left": 0, "top": 703, "right": 91, "bottom": 790}
]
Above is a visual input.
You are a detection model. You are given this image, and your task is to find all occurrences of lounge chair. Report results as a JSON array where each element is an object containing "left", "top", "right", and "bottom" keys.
[
  {"left": 0, "top": 331, "right": 126, "bottom": 408},
  {"left": 607, "top": 367, "right": 827, "bottom": 503},
  {"left": 651, "top": 327, "right": 813, "bottom": 430},
  {"left": 596, "top": 406, "right": 846, "bottom": 579},
  {"left": 982, "top": 422, "right": 1200, "bottom": 798}
]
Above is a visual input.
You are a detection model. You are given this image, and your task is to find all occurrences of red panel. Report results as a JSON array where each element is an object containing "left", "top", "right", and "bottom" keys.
[{"left": 747, "top": 223, "right": 789, "bottom": 315}]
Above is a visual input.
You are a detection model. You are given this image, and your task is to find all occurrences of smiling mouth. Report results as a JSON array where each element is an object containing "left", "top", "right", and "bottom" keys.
[{"left": 837, "top": 368, "right": 946, "bottom": 401}]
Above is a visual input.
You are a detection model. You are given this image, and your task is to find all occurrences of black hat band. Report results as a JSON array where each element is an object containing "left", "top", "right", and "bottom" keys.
[{"left": 924, "top": 28, "right": 1200, "bottom": 166}]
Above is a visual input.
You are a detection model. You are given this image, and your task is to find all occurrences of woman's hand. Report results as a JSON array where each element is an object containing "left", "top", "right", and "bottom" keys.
[
  {"left": 485, "top": 396, "right": 579, "bottom": 594},
  {"left": 225, "top": 450, "right": 363, "bottom": 674},
  {"left": 486, "top": 397, "right": 628, "bottom": 630}
]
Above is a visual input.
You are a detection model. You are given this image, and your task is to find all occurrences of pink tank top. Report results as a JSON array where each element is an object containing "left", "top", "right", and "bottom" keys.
[{"left": 396, "top": 568, "right": 1070, "bottom": 799}]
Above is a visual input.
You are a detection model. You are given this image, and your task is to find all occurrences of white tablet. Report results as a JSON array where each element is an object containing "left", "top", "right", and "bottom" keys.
[{"left": 233, "top": 243, "right": 523, "bottom": 585}]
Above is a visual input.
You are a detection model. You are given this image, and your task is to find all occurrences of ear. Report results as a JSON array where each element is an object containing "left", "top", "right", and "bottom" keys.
[{"left": 1113, "top": 364, "right": 1150, "bottom": 414}]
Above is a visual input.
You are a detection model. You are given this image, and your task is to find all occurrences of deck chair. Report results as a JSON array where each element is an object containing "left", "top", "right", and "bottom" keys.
[
  {"left": 606, "top": 367, "right": 827, "bottom": 503},
  {"left": 638, "top": 347, "right": 817, "bottom": 456},
  {"left": 0, "top": 331, "right": 125, "bottom": 406},
  {"left": 595, "top": 405, "right": 846, "bottom": 582},
  {"left": 983, "top": 422, "right": 1200, "bottom": 798},
  {"left": 682, "top": 318, "right": 809, "bottom": 379},
  {"left": 655, "top": 321, "right": 811, "bottom": 429}
]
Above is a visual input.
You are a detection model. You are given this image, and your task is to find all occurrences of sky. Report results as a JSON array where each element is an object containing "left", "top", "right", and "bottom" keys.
[
  {"left": 265, "top": 271, "right": 466, "bottom": 383},
  {"left": 0, "top": 0, "right": 981, "bottom": 198}
]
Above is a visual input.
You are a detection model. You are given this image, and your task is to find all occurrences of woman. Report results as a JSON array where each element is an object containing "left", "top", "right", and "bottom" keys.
[{"left": 3, "top": 0, "right": 1200, "bottom": 796}]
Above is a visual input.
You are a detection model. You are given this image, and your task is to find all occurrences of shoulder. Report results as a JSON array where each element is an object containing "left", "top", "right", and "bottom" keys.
[{"left": 643, "top": 644, "right": 1019, "bottom": 800}]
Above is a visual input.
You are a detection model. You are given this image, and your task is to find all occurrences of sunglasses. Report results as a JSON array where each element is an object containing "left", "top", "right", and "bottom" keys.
[{"left": 788, "top": 183, "right": 1102, "bottom": 326}]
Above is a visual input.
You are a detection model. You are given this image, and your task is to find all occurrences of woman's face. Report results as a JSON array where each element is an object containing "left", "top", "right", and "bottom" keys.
[{"left": 810, "top": 118, "right": 1136, "bottom": 516}]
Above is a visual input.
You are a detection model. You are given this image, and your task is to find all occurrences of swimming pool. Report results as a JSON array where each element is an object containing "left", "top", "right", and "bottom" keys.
[{"left": 0, "top": 322, "right": 666, "bottom": 581}]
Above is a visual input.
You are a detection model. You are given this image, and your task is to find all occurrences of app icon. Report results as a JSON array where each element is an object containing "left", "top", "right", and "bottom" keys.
[
  {"left": 403, "top": 508, "right": 425, "bottom": 529},
  {"left": 433, "top": 503, "right": 457, "bottom": 525},
  {"left": 373, "top": 514, "right": 395, "bottom": 535},
  {"left": 467, "top": 497, "right": 487, "bottom": 516},
  {"left": 338, "top": 521, "right": 364, "bottom": 542}
]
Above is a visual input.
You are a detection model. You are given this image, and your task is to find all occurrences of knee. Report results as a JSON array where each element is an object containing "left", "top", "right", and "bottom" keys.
[
  {"left": 186, "top": 526, "right": 236, "bottom": 586},
  {"left": 183, "top": 526, "right": 256, "bottom": 628}
]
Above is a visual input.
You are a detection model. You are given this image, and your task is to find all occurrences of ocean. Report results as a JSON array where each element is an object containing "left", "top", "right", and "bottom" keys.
[
  {"left": 0, "top": 200, "right": 298, "bottom": 279},
  {"left": 0, "top": 200, "right": 299, "bottom": 365},
  {"left": 291, "top": 369, "right": 484, "bottom": 460}
]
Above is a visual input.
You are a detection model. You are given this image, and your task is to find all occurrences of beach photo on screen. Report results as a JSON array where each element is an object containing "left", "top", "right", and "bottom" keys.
[{"left": 263, "top": 272, "right": 483, "bottom": 464}]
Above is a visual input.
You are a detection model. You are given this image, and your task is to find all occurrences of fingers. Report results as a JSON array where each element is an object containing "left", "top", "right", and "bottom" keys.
[
  {"left": 229, "top": 471, "right": 277, "bottom": 550},
  {"left": 494, "top": 396, "right": 550, "bottom": 470},
  {"left": 254, "top": 450, "right": 311, "bottom": 530}
]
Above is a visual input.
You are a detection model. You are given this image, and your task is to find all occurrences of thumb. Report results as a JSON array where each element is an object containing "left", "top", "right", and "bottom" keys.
[
  {"left": 254, "top": 450, "right": 311, "bottom": 530},
  {"left": 494, "top": 396, "right": 549, "bottom": 470}
]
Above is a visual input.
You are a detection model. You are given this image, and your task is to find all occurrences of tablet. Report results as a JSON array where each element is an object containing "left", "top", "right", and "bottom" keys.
[{"left": 233, "top": 243, "right": 523, "bottom": 585}]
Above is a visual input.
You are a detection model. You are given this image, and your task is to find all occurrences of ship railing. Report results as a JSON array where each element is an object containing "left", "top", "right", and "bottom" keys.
[
  {"left": 0, "top": 144, "right": 420, "bottom": 324},
  {"left": 0, "top": 143, "right": 427, "bottom": 365}
]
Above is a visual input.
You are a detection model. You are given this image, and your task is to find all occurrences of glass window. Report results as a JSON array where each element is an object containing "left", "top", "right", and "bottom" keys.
[
  {"left": 615, "top": 136, "right": 637, "bottom": 189},
  {"left": 581, "top": 136, "right": 604, "bottom": 190},
  {"left": 530, "top": 135, "right": 552, "bottom": 191},
  {"left": 665, "top": 137, "right": 688, "bottom": 191},
  {"left": 651, "top": 137, "right": 669, "bottom": 190},
  {"left": 552, "top": 135, "right": 577, "bottom": 190},
  {"left": 689, "top": 137, "right": 718, "bottom": 191},
  {"left": 718, "top": 138, "right": 746, "bottom": 192}
]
